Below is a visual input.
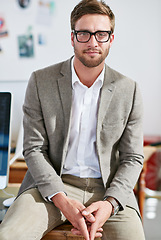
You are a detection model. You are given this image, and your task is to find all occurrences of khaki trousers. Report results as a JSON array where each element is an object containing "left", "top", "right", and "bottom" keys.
[{"left": 0, "top": 175, "right": 145, "bottom": 240}]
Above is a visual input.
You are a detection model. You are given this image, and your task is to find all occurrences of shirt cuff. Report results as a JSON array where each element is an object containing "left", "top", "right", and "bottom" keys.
[{"left": 47, "top": 191, "right": 67, "bottom": 202}]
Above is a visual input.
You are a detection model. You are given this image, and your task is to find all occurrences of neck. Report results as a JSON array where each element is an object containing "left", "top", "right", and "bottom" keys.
[{"left": 73, "top": 57, "right": 104, "bottom": 88}]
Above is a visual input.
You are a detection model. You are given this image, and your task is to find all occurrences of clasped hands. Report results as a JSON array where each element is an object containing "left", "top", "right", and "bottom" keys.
[{"left": 52, "top": 192, "right": 112, "bottom": 240}]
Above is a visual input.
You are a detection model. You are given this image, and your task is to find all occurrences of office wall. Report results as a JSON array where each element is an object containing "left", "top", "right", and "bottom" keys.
[
  {"left": 107, "top": 0, "right": 161, "bottom": 137},
  {"left": 0, "top": 0, "right": 161, "bottom": 146}
]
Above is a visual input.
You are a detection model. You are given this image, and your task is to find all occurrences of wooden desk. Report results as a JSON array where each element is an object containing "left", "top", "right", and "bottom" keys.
[
  {"left": 41, "top": 222, "right": 101, "bottom": 240},
  {"left": 135, "top": 146, "right": 157, "bottom": 219},
  {"left": 9, "top": 159, "right": 27, "bottom": 183}
]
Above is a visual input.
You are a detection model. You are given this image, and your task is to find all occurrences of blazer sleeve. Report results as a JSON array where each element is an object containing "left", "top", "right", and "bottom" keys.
[
  {"left": 104, "top": 81, "right": 144, "bottom": 210},
  {"left": 22, "top": 72, "right": 65, "bottom": 201}
]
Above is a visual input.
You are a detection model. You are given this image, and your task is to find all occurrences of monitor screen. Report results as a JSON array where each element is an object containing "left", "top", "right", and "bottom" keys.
[{"left": 0, "top": 92, "right": 12, "bottom": 189}]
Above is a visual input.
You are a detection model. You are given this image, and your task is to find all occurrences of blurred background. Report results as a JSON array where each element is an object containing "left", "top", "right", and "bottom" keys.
[
  {"left": 0, "top": 0, "right": 161, "bottom": 145},
  {"left": 0, "top": 0, "right": 161, "bottom": 239}
]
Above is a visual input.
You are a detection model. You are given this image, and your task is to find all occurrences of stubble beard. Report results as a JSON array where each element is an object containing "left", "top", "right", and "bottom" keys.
[{"left": 74, "top": 45, "right": 110, "bottom": 68}]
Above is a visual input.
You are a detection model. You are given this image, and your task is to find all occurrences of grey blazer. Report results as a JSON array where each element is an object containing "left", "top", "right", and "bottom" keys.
[{"left": 18, "top": 57, "right": 144, "bottom": 214}]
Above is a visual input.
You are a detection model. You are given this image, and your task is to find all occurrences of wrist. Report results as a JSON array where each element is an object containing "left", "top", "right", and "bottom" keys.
[
  {"left": 103, "top": 196, "right": 120, "bottom": 216},
  {"left": 52, "top": 192, "right": 67, "bottom": 207}
]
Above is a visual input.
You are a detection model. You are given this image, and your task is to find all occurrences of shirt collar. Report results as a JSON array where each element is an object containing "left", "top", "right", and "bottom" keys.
[{"left": 71, "top": 58, "right": 105, "bottom": 89}]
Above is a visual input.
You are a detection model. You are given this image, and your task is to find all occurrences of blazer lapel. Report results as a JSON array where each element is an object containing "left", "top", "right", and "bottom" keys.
[
  {"left": 97, "top": 65, "right": 116, "bottom": 185},
  {"left": 57, "top": 59, "right": 73, "bottom": 170},
  {"left": 97, "top": 65, "right": 116, "bottom": 128},
  {"left": 58, "top": 59, "right": 72, "bottom": 132}
]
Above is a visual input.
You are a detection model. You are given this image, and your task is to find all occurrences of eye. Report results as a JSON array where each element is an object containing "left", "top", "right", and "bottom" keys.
[
  {"left": 97, "top": 32, "right": 107, "bottom": 37},
  {"left": 78, "top": 32, "right": 89, "bottom": 36}
]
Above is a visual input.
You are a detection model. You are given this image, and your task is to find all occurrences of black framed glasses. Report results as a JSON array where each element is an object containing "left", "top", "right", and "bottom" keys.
[{"left": 73, "top": 30, "right": 112, "bottom": 43}]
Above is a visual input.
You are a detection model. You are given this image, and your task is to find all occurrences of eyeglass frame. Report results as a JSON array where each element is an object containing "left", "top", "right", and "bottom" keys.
[{"left": 73, "top": 30, "right": 112, "bottom": 43}]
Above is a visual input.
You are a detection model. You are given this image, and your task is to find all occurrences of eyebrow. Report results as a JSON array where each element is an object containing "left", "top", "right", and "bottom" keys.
[{"left": 74, "top": 29, "right": 110, "bottom": 32}]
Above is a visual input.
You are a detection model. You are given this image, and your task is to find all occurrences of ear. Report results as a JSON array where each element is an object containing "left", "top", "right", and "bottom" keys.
[
  {"left": 109, "top": 34, "right": 114, "bottom": 47},
  {"left": 71, "top": 32, "right": 74, "bottom": 47}
]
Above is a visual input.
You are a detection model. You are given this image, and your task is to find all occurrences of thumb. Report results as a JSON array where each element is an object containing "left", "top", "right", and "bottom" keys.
[
  {"left": 82, "top": 205, "right": 96, "bottom": 223},
  {"left": 82, "top": 203, "right": 97, "bottom": 216}
]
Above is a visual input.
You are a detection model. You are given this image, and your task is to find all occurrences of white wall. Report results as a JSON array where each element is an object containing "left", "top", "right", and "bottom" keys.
[
  {"left": 0, "top": 0, "right": 161, "bottom": 146},
  {"left": 107, "top": 0, "right": 161, "bottom": 137}
]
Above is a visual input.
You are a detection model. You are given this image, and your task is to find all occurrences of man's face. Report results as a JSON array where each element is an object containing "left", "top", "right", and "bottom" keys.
[{"left": 71, "top": 14, "right": 114, "bottom": 68}]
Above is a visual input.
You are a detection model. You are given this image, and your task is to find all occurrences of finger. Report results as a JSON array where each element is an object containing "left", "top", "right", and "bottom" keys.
[
  {"left": 94, "top": 232, "right": 103, "bottom": 238},
  {"left": 77, "top": 216, "right": 90, "bottom": 240},
  {"left": 71, "top": 228, "right": 82, "bottom": 236},
  {"left": 89, "top": 211, "right": 102, "bottom": 240},
  {"left": 79, "top": 205, "right": 95, "bottom": 223},
  {"left": 97, "top": 227, "right": 103, "bottom": 232},
  {"left": 71, "top": 228, "right": 103, "bottom": 238},
  {"left": 87, "top": 226, "right": 103, "bottom": 239},
  {"left": 83, "top": 212, "right": 95, "bottom": 223},
  {"left": 82, "top": 206, "right": 97, "bottom": 223},
  {"left": 82, "top": 203, "right": 97, "bottom": 217},
  {"left": 72, "top": 225, "right": 103, "bottom": 233},
  {"left": 90, "top": 222, "right": 99, "bottom": 240},
  {"left": 87, "top": 224, "right": 103, "bottom": 232},
  {"left": 89, "top": 227, "right": 103, "bottom": 232}
]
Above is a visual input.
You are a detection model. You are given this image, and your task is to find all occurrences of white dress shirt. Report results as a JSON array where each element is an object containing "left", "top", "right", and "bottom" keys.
[
  {"left": 62, "top": 59, "right": 104, "bottom": 178},
  {"left": 48, "top": 60, "right": 105, "bottom": 200}
]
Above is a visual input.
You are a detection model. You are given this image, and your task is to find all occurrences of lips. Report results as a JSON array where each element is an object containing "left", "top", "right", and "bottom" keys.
[{"left": 83, "top": 49, "right": 101, "bottom": 55}]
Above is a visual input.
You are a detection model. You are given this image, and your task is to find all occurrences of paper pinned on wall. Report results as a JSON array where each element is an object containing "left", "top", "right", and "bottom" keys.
[
  {"left": 36, "top": 0, "right": 55, "bottom": 26},
  {"left": 18, "top": 34, "right": 34, "bottom": 58},
  {"left": 17, "top": 0, "right": 31, "bottom": 9},
  {"left": 0, "top": 14, "right": 9, "bottom": 38},
  {"left": 38, "top": 34, "right": 47, "bottom": 45}
]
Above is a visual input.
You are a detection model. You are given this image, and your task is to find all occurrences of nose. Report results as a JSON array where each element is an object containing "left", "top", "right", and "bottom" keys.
[{"left": 88, "top": 34, "right": 98, "bottom": 47}]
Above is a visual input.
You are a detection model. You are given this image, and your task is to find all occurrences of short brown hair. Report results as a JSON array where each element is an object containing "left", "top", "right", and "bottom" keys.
[{"left": 70, "top": 0, "right": 115, "bottom": 33}]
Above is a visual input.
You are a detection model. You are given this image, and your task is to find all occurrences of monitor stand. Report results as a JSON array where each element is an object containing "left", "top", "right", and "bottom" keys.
[
  {"left": 0, "top": 176, "right": 8, "bottom": 189},
  {"left": 10, "top": 123, "right": 23, "bottom": 166}
]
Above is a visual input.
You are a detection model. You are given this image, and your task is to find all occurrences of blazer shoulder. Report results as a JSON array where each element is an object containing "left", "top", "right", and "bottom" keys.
[
  {"left": 26, "top": 58, "right": 72, "bottom": 98},
  {"left": 105, "top": 65, "right": 139, "bottom": 92},
  {"left": 33, "top": 58, "right": 72, "bottom": 80},
  {"left": 106, "top": 65, "right": 134, "bottom": 84}
]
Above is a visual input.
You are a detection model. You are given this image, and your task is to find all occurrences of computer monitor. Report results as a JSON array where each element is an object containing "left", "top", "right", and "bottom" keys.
[
  {"left": 0, "top": 92, "right": 12, "bottom": 189},
  {"left": 9, "top": 122, "right": 23, "bottom": 166}
]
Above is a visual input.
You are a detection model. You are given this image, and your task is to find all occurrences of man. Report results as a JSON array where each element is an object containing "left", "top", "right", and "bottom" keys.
[{"left": 0, "top": 0, "right": 145, "bottom": 239}]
